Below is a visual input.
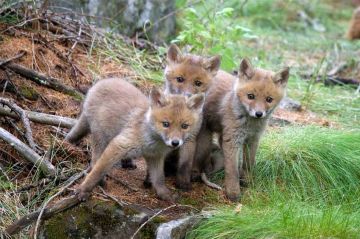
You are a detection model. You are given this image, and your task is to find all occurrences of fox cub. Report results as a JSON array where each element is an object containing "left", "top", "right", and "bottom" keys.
[
  {"left": 347, "top": 6, "right": 360, "bottom": 40},
  {"left": 163, "top": 44, "right": 226, "bottom": 190},
  {"left": 191, "top": 59, "right": 289, "bottom": 201},
  {"left": 73, "top": 78, "right": 204, "bottom": 201}
]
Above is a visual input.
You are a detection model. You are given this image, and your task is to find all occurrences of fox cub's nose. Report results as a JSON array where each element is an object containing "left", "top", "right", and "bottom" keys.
[
  {"left": 171, "top": 140, "right": 180, "bottom": 147},
  {"left": 255, "top": 111, "right": 263, "bottom": 118}
]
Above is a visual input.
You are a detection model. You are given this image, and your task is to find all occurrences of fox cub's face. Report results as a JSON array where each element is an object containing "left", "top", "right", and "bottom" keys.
[
  {"left": 147, "top": 88, "right": 204, "bottom": 148},
  {"left": 235, "top": 59, "right": 290, "bottom": 118},
  {"left": 164, "top": 44, "right": 221, "bottom": 96}
]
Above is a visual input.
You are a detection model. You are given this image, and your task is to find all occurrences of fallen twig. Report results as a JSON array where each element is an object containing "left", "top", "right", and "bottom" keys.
[
  {"left": 107, "top": 174, "right": 139, "bottom": 192},
  {"left": 98, "top": 186, "right": 127, "bottom": 207},
  {"left": 0, "top": 127, "right": 56, "bottom": 176},
  {"left": 0, "top": 51, "right": 26, "bottom": 67},
  {"left": 3, "top": 195, "right": 79, "bottom": 237},
  {"left": 3, "top": 168, "right": 87, "bottom": 237},
  {"left": 131, "top": 204, "right": 199, "bottom": 239},
  {"left": 324, "top": 77, "right": 359, "bottom": 87},
  {"left": 0, "top": 97, "right": 37, "bottom": 151},
  {"left": 0, "top": 61, "right": 84, "bottom": 99},
  {"left": 130, "top": 204, "right": 177, "bottom": 239},
  {"left": 0, "top": 104, "right": 76, "bottom": 128},
  {"left": 33, "top": 169, "right": 88, "bottom": 239}
]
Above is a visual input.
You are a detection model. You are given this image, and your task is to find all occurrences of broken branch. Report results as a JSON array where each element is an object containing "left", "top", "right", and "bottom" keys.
[
  {"left": 3, "top": 169, "right": 88, "bottom": 237},
  {"left": 0, "top": 97, "right": 37, "bottom": 151},
  {"left": 3, "top": 195, "right": 79, "bottom": 237},
  {"left": 0, "top": 104, "right": 76, "bottom": 129},
  {"left": 0, "top": 127, "right": 56, "bottom": 176},
  {"left": 0, "top": 51, "right": 26, "bottom": 67},
  {"left": 0, "top": 61, "right": 84, "bottom": 99}
]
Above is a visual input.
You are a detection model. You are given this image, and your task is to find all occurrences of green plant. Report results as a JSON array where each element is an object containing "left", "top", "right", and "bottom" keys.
[
  {"left": 187, "top": 201, "right": 360, "bottom": 239},
  {"left": 173, "top": 5, "right": 256, "bottom": 70},
  {"left": 254, "top": 126, "right": 360, "bottom": 203}
]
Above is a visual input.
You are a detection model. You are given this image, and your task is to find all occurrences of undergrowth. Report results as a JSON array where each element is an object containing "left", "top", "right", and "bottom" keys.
[{"left": 189, "top": 126, "right": 360, "bottom": 239}]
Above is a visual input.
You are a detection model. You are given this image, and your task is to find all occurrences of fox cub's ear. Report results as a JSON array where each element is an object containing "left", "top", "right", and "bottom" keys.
[
  {"left": 204, "top": 55, "right": 221, "bottom": 74},
  {"left": 273, "top": 67, "right": 290, "bottom": 87},
  {"left": 239, "top": 58, "right": 255, "bottom": 79},
  {"left": 167, "top": 44, "right": 182, "bottom": 63},
  {"left": 186, "top": 93, "right": 205, "bottom": 111},
  {"left": 150, "top": 87, "right": 168, "bottom": 107}
]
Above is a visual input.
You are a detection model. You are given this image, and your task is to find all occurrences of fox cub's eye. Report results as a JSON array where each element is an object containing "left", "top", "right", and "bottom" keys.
[
  {"left": 194, "top": 80, "right": 202, "bottom": 87},
  {"left": 181, "top": 123, "right": 189, "bottom": 129},
  {"left": 162, "top": 121, "right": 170, "bottom": 128},
  {"left": 176, "top": 77, "right": 185, "bottom": 83},
  {"left": 266, "top": 96, "right": 273, "bottom": 103},
  {"left": 247, "top": 94, "right": 255, "bottom": 100}
]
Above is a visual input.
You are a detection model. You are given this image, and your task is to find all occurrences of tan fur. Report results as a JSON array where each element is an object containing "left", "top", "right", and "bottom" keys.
[
  {"left": 165, "top": 44, "right": 221, "bottom": 96},
  {"left": 73, "top": 78, "right": 204, "bottom": 201},
  {"left": 347, "top": 7, "right": 360, "bottom": 40},
  {"left": 163, "top": 44, "right": 227, "bottom": 190},
  {"left": 189, "top": 59, "right": 289, "bottom": 201}
]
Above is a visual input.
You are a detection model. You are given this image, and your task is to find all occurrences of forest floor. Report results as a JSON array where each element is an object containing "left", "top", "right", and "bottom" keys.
[{"left": 0, "top": 0, "right": 360, "bottom": 238}]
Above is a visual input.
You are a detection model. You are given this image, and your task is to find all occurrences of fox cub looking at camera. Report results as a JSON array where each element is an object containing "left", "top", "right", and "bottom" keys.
[
  {"left": 191, "top": 59, "right": 290, "bottom": 201},
  {"left": 73, "top": 78, "right": 205, "bottom": 201}
]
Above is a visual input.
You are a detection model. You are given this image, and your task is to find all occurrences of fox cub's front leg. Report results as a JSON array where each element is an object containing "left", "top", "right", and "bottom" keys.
[
  {"left": 76, "top": 134, "right": 131, "bottom": 201},
  {"left": 241, "top": 136, "right": 260, "bottom": 185},
  {"left": 222, "top": 130, "right": 244, "bottom": 202},
  {"left": 176, "top": 140, "right": 197, "bottom": 191},
  {"left": 145, "top": 154, "right": 176, "bottom": 201}
]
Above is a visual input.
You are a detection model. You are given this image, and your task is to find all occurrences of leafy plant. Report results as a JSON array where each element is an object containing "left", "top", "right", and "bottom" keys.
[{"left": 173, "top": 5, "right": 257, "bottom": 70}]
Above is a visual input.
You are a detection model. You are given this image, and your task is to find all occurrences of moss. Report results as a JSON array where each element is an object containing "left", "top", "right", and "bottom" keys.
[
  {"left": 18, "top": 86, "right": 39, "bottom": 101},
  {"left": 42, "top": 198, "right": 161, "bottom": 238},
  {"left": 151, "top": 215, "right": 167, "bottom": 224}
]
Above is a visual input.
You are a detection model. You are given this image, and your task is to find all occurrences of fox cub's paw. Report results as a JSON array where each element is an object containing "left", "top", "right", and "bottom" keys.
[
  {"left": 157, "top": 188, "right": 178, "bottom": 202},
  {"left": 75, "top": 187, "right": 91, "bottom": 202},
  {"left": 225, "top": 185, "right": 241, "bottom": 202}
]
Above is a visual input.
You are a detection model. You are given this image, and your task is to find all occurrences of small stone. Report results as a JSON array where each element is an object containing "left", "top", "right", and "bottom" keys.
[{"left": 278, "top": 97, "right": 302, "bottom": 111}]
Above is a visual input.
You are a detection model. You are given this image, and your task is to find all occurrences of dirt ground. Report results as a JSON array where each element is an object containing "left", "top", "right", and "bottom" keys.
[{"left": 0, "top": 22, "right": 333, "bottom": 220}]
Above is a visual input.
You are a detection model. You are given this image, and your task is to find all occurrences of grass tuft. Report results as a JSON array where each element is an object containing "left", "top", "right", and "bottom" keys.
[
  {"left": 254, "top": 126, "right": 360, "bottom": 203},
  {"left": 187, "top": 202, "right": 360, "bottom": 239}
]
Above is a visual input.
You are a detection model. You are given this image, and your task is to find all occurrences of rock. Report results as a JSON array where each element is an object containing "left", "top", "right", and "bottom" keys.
[
  {"left": 39, "top": 199, "right": 157, "bottom": 239},
  {"left": 278, "top": 97, "right": 302, "bottom": 111},
  {"left": 51, "top": 0, "right": 176, "bottom": 43},
  {"left": 268, "top": 116, "right": 292, "bottom": 127},
  {"left": 156, "top": 212, "right": 212, "bottom": 239}
]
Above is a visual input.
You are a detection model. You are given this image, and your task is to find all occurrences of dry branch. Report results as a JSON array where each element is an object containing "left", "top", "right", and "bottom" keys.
[
  {"left": 0, "top": 105, "right": 76, "bottom": 129},
  {"left": 0, "top": 127, "right": 56, "bottom": 176},
  {"left": 3, "top": 195, "right": 80, "bottom": 237},
  {"left": 0, "top": 61, "right": 84, "bottom": 99},
  {"left": 0, "top": 51, "right": 26, "bottom": 67},
  {"left": 3, "top": 169, "right": 88, "bottom": 237},
  {"left": 0, "top": 97, "right": 37, "bottom": 151}
]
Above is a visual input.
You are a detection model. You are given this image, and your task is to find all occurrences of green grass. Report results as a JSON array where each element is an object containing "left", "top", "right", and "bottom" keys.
[
  {"left": 188, "top": 126, "right": 360, "bottom": 238},
  {"left": 188, "top": 202, "right": 360, "bottom": 239},
  {"left": 254, "top": 126, "right": 360, "bottom": 203}
]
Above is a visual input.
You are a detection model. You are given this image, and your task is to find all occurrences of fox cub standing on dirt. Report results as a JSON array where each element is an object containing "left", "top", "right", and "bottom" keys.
[
  {"left": 191, "top": 59, "right": 289, "bottom": 201},
  {"left": 72, "top": 78, "right": 205, "bottom": 201}
]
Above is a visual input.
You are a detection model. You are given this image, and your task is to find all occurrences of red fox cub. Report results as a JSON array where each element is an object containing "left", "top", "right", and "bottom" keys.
[
  {"left": 190, "top": 59, "right": 289, "bottom": 201},
  {"left": 347, "top": 7, "right": 360, "bottom": 40},
  {"left": 165, "top": 44, "right": 221, "bottom": 95},
  {"left": 74, "top": 78, "right": 204, "bottom": 201}
]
